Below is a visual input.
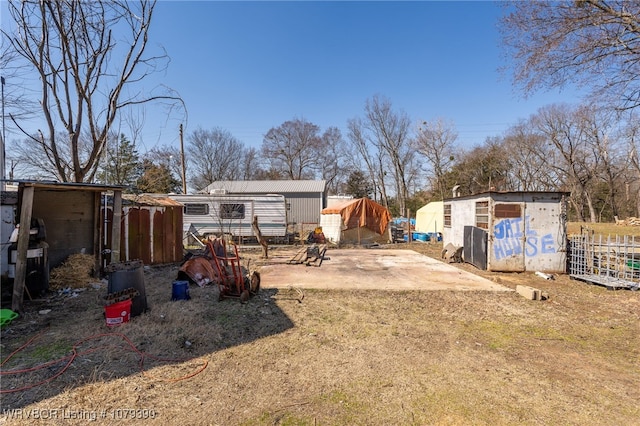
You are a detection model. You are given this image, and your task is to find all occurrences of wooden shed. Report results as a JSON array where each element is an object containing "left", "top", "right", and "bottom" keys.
[
  {"left": 442, "top": 191, "right": 569, "bottom": 273},
  {"left": 5, "top": 181, "right": 124, "bottom": 312},
  {"left": 116, "top": 194, "right": 183, "bottom": 265}
]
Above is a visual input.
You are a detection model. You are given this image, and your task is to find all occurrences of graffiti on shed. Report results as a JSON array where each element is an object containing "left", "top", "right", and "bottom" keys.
[
  {"left": 493, "top": 215, "right": 557, "bottom": 261},
  {"left": 442, "top": 191, "right": 569, "bottom": 273}
]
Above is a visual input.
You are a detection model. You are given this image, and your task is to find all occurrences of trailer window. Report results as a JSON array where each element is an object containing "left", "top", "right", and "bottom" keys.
[
  {"left": 220, "top": 203, "right": 245, "bottom": 219},
  {"left": 184, "top": 203, "right": 209, "bottom": 215}
]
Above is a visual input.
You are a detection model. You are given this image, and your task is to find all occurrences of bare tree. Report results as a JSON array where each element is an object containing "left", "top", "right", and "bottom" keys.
[
  {"left": 240, "top": 147, "right": 261, "bottom": 180},
  {"left": 317, "top": 126, "right": 348, "bottom": 194},
  {"left": 578, "top": 106, "right": 628, "bottom": 220},
  {"left": 363, "top": 96, "right": 413, "bottom": 216},
  {"left": 500, "top": 1, "right": 640, "bottom": 111},
  {"left": 621, "top": 113, "right": 640, "bottom": 216},
  {"left": 3, "top": 0, "right": 181, "bottom": 182},
  {"left": 446, "top": 139, "right": 513, "bottom": 196},
  {"left": 532, "top": 104, "right": 600, "bottom": 222},
  {"left": 347, "top": 96, "right": 414, "bottom": 214},
  {"left": 502, "top": 120, "right": 560, "bottom": 191},
  {"left": 186, "top": 127, "right": 246, "bottom": 191},
  {"left": 347, "top": 117, "right": 387, "bottom": 205},
  {"left": 415, "top": 118, "right": 458, "bottom": 200},
  {"left": 261, "top": 118, "right": 323, "bottom": 180},
  {"left": 1, "top": 38, "right": 40, "bottom": 182}
]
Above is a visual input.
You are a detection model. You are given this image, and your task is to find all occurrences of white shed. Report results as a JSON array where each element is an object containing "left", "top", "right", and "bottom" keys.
[{"left": 442, "top": 191, "right": 569, "bottom": 273}]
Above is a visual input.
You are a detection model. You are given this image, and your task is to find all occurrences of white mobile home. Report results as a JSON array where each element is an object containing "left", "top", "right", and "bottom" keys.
[
  {"left": 168, "top": 194, "right": 287, "bottom": 243},
  {"left": 201, "top": 180, "right": 327, "bottom": 228},
  {"left": 442, "top": 191, "right": 569, "bottom": 273}
]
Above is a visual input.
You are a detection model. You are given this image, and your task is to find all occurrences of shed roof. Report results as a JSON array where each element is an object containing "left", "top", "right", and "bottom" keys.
[
  {"left": 203, "top": 180, "right": 326, "bottom": 194},
  {"left": 15, "top": 180, "right": 123, "bottom": 192},
  {"left": 123, "top": 194, "right": 183, "bottom": 207},
  {"left": 444, "top": 190, "right": 570, "bottom": 202}
]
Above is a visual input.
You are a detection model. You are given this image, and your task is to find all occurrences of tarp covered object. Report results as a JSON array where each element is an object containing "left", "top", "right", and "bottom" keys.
[
  {"left": 321, "top": 198, "right": 391, "bottom": 235},
  {"left": 415, "top": 201, "right": 444, "bottom": 233}
]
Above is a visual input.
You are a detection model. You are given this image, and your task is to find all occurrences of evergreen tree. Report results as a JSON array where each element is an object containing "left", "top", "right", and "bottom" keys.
[
  {"left": 136, "top": 159, "right": 181, "bottom": 194},
  {"left": 97, "top": 134, "right": 142, "bottom": 190},
  {"left": 345, "top": 170, "right": 373, "bottom": 198}
]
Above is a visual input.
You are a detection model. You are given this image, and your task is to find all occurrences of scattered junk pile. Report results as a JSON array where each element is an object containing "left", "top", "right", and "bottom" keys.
[
  {"left": 306, "top": 226, "right": 326, "bottom": 244},
  {"left": 178, "top": 236, "right": 260, "bottom": 302},
  {"left": 614, "top": 216, "right": 640, "bottom": 226},
  {"left": 4, "top": 218, "right": 50, "bottom": 303},
  {"left": 441, "top": 242, "right": 464, "bottom": 264},
  {"left": 287, "top": 243, "right": 327, "bottom": 266}
]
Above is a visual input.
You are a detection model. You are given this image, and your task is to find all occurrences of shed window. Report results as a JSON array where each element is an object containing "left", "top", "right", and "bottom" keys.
[
  {"left": 444, "top": 203, "right": 452, "bottom": 227},
  {"left": 184, "top": 203, "right": 208, "bottom": 215},
  {"left": 475, "top": 201, "right": 489, "bottom": 229},
  {"left": 220, "top": 203, "right": 245, "bottom": 219}
]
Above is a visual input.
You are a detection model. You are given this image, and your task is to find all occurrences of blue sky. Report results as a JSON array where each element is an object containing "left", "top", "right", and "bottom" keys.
[{"left": 3, "top": 1, "right": 582, "bottom": 153}]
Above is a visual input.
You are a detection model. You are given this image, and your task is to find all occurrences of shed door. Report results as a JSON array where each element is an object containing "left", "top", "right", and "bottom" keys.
[
  {"left": 463, "top": 226, "right": 488, "bottom": 270},
  {"left": 489, "top": 203, "right": 526, "bottom": 272}
]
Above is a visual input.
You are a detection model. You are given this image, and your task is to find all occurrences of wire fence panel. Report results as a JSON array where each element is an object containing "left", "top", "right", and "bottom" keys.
[{"left": 569, "top": 234, "right": 640, "bottom": 290}]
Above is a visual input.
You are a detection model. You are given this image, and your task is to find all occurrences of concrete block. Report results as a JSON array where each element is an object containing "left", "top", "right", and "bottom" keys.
[{"left": 516, "top": 285, "right": 541, "bottom": 300}]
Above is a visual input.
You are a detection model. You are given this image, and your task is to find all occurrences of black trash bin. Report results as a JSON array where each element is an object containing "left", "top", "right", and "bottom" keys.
[{"left": 105, "top": 260, "right": 148, "bottom": 317}]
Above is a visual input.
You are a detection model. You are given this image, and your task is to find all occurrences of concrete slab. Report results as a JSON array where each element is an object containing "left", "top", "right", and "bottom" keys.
[{"left": 259, "top": 249, "right": 511, "bottom": 291}]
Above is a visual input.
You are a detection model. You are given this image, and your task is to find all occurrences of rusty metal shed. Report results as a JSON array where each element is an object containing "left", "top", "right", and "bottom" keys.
[{"left": 442, "top": 191, "right": 570, "bottom": 273}]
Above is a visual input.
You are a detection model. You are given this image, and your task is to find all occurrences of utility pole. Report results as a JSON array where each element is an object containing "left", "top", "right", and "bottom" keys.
[
  {"left": 179, "top": 124, "right": 187, "bottom": 194},
  {"left": 1, "top": 76, "right": 6, "bottom": 191}
]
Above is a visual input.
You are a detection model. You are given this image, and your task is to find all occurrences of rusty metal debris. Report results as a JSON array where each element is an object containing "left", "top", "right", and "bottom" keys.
[{"left": 286, "top": 244, "right": 327, "bottom": 267}]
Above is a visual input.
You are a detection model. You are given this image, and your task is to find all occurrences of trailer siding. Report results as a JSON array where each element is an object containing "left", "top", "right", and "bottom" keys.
[{"left": 168, "top": 194, "right": 287, "bottom": 239}]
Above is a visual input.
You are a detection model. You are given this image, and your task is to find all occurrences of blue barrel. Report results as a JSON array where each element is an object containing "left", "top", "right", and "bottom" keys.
[
  {"left": 171, "top": 280, "right": 190, "bottom": 301},
  {"left": 414, "top": 232, "right": 428, "bottom": 242}
]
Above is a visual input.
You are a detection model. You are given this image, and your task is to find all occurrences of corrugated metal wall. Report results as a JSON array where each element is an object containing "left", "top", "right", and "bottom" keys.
[{"left": 287, "top": 193, "right": 323, "bottom": 225}]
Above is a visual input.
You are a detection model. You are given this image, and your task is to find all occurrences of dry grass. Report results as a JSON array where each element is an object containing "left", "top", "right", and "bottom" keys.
[
  {"left": 1, "top": 243, "right": 639, "bottom": 425},
  {"left": 48, "top": 253, "right": 96, "bottom": 290},
  {"left": 568, "top": 221, "right": 640, "bottom": 237}
]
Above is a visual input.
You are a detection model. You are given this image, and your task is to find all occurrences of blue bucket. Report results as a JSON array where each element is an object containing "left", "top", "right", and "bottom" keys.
[{"left": 171, "top": 280, "right": 190, "bottom": 301}]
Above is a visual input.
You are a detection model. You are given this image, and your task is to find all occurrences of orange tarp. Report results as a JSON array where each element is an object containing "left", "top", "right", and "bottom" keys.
[{"left": 321, "top": 198, "right": 391, "bottom": 235}]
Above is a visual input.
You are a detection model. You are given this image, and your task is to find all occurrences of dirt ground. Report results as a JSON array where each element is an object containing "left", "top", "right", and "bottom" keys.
[{"left": 1, "top": 242, "right": 639, "bottom": 425}]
